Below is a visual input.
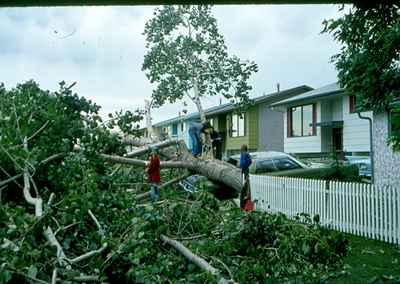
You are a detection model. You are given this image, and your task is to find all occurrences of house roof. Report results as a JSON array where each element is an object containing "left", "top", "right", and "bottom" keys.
[
  {"left": 153, "top": 85, "right": 313, "bottom": 127},
  {"left": 271, "top": 82, "right": 342, "bottom": 107}
]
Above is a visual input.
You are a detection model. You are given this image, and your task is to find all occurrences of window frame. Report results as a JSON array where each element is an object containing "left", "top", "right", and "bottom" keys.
[
  {"left": 287, "top": 103, "right": 316, "bottom": 137},
  {"left": 229, "top": 112, "right": 246, "bottom": 138}
]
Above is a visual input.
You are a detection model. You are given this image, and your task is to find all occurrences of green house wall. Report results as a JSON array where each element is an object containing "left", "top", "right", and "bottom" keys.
[{"left": 224, "top": 105, "right": 259, "bottom": 154}]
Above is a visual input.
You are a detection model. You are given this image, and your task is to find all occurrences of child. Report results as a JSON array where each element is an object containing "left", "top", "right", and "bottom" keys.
[
  {"left": 239, "top": 144, "right": 252, "bottom": 209},
  {"left": 146, "top": 146, "right": 161, "bottom": 202}
]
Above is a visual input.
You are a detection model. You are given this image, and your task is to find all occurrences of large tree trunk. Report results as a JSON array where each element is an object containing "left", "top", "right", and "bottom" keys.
[{"left": 102, "top": 140, "right": 242, "bottom": 194}]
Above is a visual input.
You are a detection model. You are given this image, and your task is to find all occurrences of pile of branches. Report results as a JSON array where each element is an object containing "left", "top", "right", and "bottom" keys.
[{"left": 0, "top": 81, "right": 348, "bottom": 283}]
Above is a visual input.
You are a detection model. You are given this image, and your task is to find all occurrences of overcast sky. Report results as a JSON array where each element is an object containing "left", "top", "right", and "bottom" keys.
[{"left": 0, "top": 5, "right": 344, "bottom": 124}]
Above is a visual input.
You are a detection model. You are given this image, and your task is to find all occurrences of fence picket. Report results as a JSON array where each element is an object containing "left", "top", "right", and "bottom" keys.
[
  {"left": 355, "top": 183, "right": 360, "bottom": 236},
  {"left": 249, "top": 175, "right": 398, "bottom": 244},
  {"left": 388, "top": 186, "right": 393, "bottom": 244},
  {"left": 397, "top": 189, "right": 400, "bottom": 245}
]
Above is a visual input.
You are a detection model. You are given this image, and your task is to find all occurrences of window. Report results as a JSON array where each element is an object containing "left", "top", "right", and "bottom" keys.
[
  {"left": 255, "top": 160, "right": 277, "bottom": 174},
  {"left": 180, "top": 122, "right": 185, "bottom": 132},
  {"left": 208, "top": 118, "right": 214, "bottom": 127},
  {"left": 273, "top": 158, "right": 302, "bottom": 171},
  {"left": 287, "top": 104, "right": 316, "bottom": 137},
  {"left": 172, "top": 123, "right": 178, "bottom": 136},
  {"left": 230, "top": 113, "right": 246, "bottom": 137},
  {"left": 349, "top": 95, "right": 357, "bottom": 113}
]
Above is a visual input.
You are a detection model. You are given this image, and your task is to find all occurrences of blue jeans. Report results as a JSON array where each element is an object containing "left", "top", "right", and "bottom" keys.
[
  {"left": 189, "top": 130, "right": 201, "bottom": 156},
  {"left": 150, "top": 183, "right": 160, "bottom": 202}
]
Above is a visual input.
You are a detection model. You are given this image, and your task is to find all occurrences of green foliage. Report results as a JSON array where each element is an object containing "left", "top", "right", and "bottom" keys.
[
  {"left": 322, "top": 4, "right": 400, "bottom": 149},
  {"left": 0, "top": 80, "right": 143, "bottom": 196},
  {"left": 142, "top": 5, "right": 258, "bottom": 112},
  {"left": 1, "top": 80, "right": 348, "bottom": 283}
]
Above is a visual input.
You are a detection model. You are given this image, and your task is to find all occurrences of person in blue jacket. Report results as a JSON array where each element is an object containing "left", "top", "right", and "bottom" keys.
[
  {"left": 239, "top": 144, "right": 252, "bottom": 209},
  {"left": 188, "top": 121, "right": 212, "bottom": 157}
]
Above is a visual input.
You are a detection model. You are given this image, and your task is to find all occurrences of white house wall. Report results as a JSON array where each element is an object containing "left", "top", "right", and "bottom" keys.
[
  {"left": 284, "top": 102, "right": 322, "bottom": 153},
  {"left": 342, "top": 96, "right": 372, "bottom": 153}
]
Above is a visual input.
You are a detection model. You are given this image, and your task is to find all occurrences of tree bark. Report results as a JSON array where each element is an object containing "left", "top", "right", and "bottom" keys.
[
  {"left": 160, "top": 234, "right": 231, "bottom": 284},
  {"left": 102, "top": 140, "right": 242, "bottom": 193},
  {"left": 125, "top": 139, "right": 180, "bottom": 158},
  {"left": 192, "top": 79, "right": 206, "bottom": 123},
  {"left": 144, "top": 99, "right": 154, "bottom": 139}
]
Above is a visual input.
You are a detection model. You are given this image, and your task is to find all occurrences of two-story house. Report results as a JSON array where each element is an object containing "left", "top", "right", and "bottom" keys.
[{"left": 271, "top": 83, "right": 372, "bottom": 157}]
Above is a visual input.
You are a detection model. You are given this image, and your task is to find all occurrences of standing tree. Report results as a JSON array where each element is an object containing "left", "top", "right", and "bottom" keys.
[
  {"left": 142, "top": 5, "right": 258, "bottom": 123},
  {"left": 322, "top": 4, "right": 400, "bottom": 149}
]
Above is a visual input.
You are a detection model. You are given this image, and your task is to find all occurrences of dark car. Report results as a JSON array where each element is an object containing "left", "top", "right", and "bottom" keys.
[
  {"left": 226, "top": 151, "right": 310, "bottom": 174},
  {"left": 345, "top": 156, "right": 372, "bottom": 178}
]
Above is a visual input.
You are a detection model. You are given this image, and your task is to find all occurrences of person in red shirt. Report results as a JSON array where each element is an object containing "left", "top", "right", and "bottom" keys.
[{"left": 146, "top": 146, "right": 161, "bottom": 202}]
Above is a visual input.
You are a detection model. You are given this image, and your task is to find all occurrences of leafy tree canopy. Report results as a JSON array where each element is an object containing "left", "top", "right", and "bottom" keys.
[
  {"left": 142, "top": 5, "right": 258, "bottom": 118},
  {"left": 323, "top": 4, "right": 400, "bottom": 112},
  {"left": 0, "top": 80, "right": 143, "bottom": 195},
  {"left": 322, "top": 4, "right": 400, "bottom": 150}
]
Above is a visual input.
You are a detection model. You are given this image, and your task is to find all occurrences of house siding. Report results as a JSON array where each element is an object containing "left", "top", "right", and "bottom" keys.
[
  {"left": 320, "top": 98, "right": 342, "bottom": 152},
  {"left": 258, "top": 104, "right": 284, "bottom": 151},
  {"left": 284, "top": 102, "right": 322, "bottom": 153},
  {"left": 342, "top": 96, "right": 372, "bottom": 153},
  {"left": 225, "top": 106, "right": 258, "bottom": 153},
  {"left": 373, "top": 111, "right": 400, "bottom": 186}
]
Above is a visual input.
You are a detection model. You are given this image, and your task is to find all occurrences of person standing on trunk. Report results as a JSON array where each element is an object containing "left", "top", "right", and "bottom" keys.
[
  {"left": 188, "top": 121, "right": 212, "bottom": 157},
  {"left": 239, "top": 144, "right": 252, "bottom": 209},
  {"left": 146, "top": 146, "right": 161, "bottom": 202}
]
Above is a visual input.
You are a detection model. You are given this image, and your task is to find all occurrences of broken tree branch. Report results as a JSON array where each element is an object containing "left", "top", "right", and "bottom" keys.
[
  {"left": 135, "top": 173, "right": 191, "bottom": 201},
  {"left": 47, "top": 193, "right": 56, "bottom": 207},
  {"left": 27, "top": 120, "right": 50, "bottom": 142},
  {"left": 51, "top": 268, "right": 57, "bottom": 284},
  {"left": 88, "top": 209, "right": 105, "bottom": 237},
  {"left": 125, "top": 139, "right": 180, "bottom": 158},
  {"left": 101, "top": 154, "right": 188, "bottom": 169},
  {"left": 44, "top": 226, "right": 68, "bottom": 267},
  {"left": 0, "top": 174, "right": 22, "bottom": 187},
  {"left": 69, "top": 242, "right": 108, "bottom": 264},
  {"left": 23, "top": 169, "right": 43, "bottom": 217},
  {"left": 160, "top": 234, "right": 231, "bottom": 284}
]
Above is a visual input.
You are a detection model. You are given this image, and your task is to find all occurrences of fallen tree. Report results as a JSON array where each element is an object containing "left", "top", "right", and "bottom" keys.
[
  {"left": 0, "top": 81, "right": 349, "bottom": 283},
  {"left": 103, "top": 139, "right": 243, "bottom": 193}
]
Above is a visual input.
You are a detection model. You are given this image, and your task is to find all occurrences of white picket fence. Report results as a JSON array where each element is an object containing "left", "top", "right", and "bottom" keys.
[{"left": 250, "top": 175, "right": 400, "bottom": 245}]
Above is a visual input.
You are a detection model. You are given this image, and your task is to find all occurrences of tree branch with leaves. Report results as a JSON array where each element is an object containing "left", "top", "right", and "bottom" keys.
[{"left": 142, "top": 5, "right": 258, "bottom": 123}]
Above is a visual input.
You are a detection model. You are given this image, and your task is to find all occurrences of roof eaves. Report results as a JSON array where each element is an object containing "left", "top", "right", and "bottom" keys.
[{"left": 271, "top": 89, "right": 343, "bottom": 107}]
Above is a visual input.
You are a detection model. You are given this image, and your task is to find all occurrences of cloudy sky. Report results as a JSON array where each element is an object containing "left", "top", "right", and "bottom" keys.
[{"left": 0, "top": 5, "right": 344, "bottom": 124}]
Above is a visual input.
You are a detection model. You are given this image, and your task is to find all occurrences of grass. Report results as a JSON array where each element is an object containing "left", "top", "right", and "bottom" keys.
[{"left": 327, "top": 234, "right": 400, "bottom": 284}]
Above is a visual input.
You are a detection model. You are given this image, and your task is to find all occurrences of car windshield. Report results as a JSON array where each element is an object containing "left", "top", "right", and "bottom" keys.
[
  {"left": 255, "top": 159, "right": 277, "bottom": 173},
  {"left": 273, "top": 158, "right": 302, "bottom": 171}
]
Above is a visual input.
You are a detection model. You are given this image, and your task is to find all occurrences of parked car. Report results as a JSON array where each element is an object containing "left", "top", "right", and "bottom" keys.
[
  {"left": 344, "top": 156, "right": 372, "bottom": 178},
  {"left": 226, "top": 151, "right": 310, "bottom": 174}
]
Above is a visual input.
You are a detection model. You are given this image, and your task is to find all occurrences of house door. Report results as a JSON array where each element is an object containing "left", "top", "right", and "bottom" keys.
[{"left": 332, "top": 127, "right": 343, "bottom": 152}]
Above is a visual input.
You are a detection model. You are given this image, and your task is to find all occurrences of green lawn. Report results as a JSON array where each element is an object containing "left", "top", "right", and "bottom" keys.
[{"left": 327, "top": 235, "right": 400, "bottom": 284}]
